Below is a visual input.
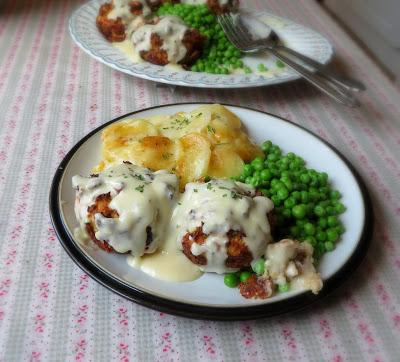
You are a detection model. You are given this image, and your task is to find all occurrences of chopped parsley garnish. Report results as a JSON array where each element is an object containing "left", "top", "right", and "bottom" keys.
[
  {"left": 206, "top": 183, "right": 213, "bottom": 190},
  {"left": 193, "top": 189, "right": 198, "bottom": 193},
  {"left": 135, "top": 185, "right": 145, "bottom": 193},
  {"left": 162, "top": 152, "right": 173, "bottom": 160},
  {"left": 207, "top": 125, "right": 216, "bottom": 134},
  {"left": 230, "top": 191, "right": 242, "bottom": 199},
  {"left": 132, "top": 174, "right": 145, "bottom": 181}
]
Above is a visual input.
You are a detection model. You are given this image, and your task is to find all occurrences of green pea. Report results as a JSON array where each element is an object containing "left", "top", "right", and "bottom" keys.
[
  {"left": 277, "top": 187, "right": 289, "bottom": 200},
  {"left": 260, "top": 169, "right": 272, "bottom": 181},
  {"left": 324, "top": 241, "right": 334, "bottom": 252},
  {"left": 316, "top": 231, "right": 327, "bottom": 242},
  {"left": 292, "top": 191, "right": 301, "bottom": 201},
  {"left": 314, "top": 205, "right": 326, "bottom": 217},
  {"left": 327, "top": 216, "right": 338, "bottom": 227},
  {"left": 251, "top": 258, "right": 265, "bottom": 275},
  {"left": 244, "top": 66, "right": 252, "bottom": 74},
  {"left": 292, "top": 204, "right": 306, "bottom": 219},
  {"left": 335, "top": 203, "right": 346, "bottom": 214},
  {"left": 224, "top": 273, "right": 239, "bottom": 288},
  {"left": 335, "top": 224, "right": 346, "bottom": 235},
  {"left": 271, "top": 195, "right": 282, "bottom": 206},
  {"left": 300, "top": 191, "right": 309, "bottom": 203},
  {"left": 278, "top": 283, "right": 290, "bottom": 292},
  {"left": 240, "top": 271, "right": 253, "bottom": 282},
  {"left": 257, "top": 63, "right": 268, "bottom": 72},
  {"left": 282, "top": 178, "right": 293, "bottom": 190},
  {"left": 304, "top": 222, "right": 316, "bottom": 236},
  {"left": 306, "top": 236, "right": 317, "bottom": 247},
  {"left": 326, "top": 206, "right": 336, "bottom": 215},
  {"left": 300, "top": 173, "right": 311, "bottom": 184},
  {"left": 326, "top": 228, "right": 339, "bottom": 242},
  {"left": 262, "top": 140, "right": 272, "bottom": 153},
  {"left": 284, "top": 197, "right": 296, "bottom": 209},
  {"left": 251, "top": 161, "right": 263, "bottom": 173}
]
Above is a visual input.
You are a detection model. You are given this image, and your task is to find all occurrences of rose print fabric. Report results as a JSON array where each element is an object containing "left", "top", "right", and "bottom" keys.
[{"left": 1, "top": 0, "right": 400, "bottom": 360}]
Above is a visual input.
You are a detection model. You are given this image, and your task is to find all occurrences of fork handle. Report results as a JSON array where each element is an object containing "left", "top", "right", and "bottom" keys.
[
  {"left": 276, "top": 45, "right": 366, "bottom": 92},
  {"left": 269, "top": 48, "right": 360, "bottom": 107}
]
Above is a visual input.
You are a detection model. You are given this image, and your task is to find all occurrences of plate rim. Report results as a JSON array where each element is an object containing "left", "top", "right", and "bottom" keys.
[
  {"left": 49, "top": 102, "right": 373, "bottom": 320},
  {"left": 68, "top": 0, "right": 334, "bottom": 89}
]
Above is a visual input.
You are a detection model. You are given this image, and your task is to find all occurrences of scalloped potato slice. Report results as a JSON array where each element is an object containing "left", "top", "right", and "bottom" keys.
[
  {"left": 127, "top": 136, "right": 179, "bottom": 171},
  {"left": 159, "top": 110, "right": 211, "bottom": 140},
  {"left": 208, "top": 144, "right": 244, "bottom": 178},
  {"left": 146, "top": 115, "right": 171, "bottom": 127},
  {"left": 196, "top": 104, "right": 241, "bottom": 129},
  {"left": 176, "top": 133, "right": 211, "bottom": 188},
  {"left": 98, "top": 119, "right": 159, "bottom": 169},
  {"left": 232, "top": 133, "right": 263, "bottom": 162},
  {"left": 102, "top": 119, "right": 159, "bottom": 149},
  {"left": 206, "top": 117, "right": 239, "bottom": 145}
]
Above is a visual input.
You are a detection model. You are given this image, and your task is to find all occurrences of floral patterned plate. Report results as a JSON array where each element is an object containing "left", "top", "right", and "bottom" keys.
[
  {"left": 69, "top": 0, "right": 333, "bottom": 88},
  {"left": 50, "top": 103, "right": 372, "bottom": 320}
]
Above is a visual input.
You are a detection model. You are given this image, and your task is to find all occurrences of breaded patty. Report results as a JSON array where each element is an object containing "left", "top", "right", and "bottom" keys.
[
  {"left": 96, "top": 3, "right": 127, "bottom": 42},
  {"left": 85, "top": 192, "right": 154, "bottom": 253},
  {"left": 86, "top": 193, "right": 119, "bottom": 252},
  {"left": 239, "top": 275, "right": 273, "bottom": 299},
  {"left": 139, "top": 29, "right": 204, "bottom": 67},
  {"left": 181, "top": 227, "right": 253, "bottom": 269}
]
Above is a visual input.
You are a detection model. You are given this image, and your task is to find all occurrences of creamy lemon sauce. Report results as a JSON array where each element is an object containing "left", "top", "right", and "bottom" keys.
[
  {"left": 172, "top": 179, "right": 274, "bottom": 273},
  {"left": 127, "top": 234, "right": 203, "bottom": 282},
  {"left": 72, "top": 165, "right": 275, "bottom": 282},
  {"left": 108, "top": 0, "right": 151, "bottom": 20},
  {"left": 132, "top": 15, "right": 189, "bottom": 63},
  {"left": 108, "top": 1, "right": 148, "bottom": 37},
  {"left": 112, "top": 39, "right": 142, "bottom": 63}
]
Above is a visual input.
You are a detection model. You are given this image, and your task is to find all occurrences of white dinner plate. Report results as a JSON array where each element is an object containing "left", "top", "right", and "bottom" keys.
[
  {"left": 69, "top": 0, "right": 333, "bottom": 88},
  {"left": 50, "top": 103, "right": 372, "bottom": 320}
]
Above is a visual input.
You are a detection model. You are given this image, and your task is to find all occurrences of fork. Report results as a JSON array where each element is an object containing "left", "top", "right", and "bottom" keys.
[{"left": 218, "top": 13, "right": 361, "bottom": 107}]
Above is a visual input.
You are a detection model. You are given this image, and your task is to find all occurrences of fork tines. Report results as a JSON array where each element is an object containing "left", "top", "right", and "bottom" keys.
[{"left": 217, "top": 13, "right": 253, "bottom": 51}]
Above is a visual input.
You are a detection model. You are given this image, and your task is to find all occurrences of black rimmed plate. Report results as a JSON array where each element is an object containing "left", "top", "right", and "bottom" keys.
[{"left": 49, "top": 103, "right": 373, "bottom": 320}]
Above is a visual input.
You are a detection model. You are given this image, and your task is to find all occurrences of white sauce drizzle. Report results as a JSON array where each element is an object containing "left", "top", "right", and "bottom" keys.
[
  {"left": 107, "top": 0, "right": 149, "bottom": 37},
  {"left": 108, "top": 0, "right": 151, "bottom": 20},
  {"left": 72, "top": 165, "right": 275, "bottom": 281},
  {"left": 72, "top": 163, "right": 178, "bottom": 256},
  {"left": 172, "top": 179, "right": 274, "bottom": 274},
  {"left": 131, "top": 15, "right": 189, "bottom": 63}
]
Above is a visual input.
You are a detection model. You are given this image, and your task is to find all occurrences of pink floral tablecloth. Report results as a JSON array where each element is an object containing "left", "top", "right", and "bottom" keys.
[{"left": 1, "top": 0, "right": 400, "bottom": 360}]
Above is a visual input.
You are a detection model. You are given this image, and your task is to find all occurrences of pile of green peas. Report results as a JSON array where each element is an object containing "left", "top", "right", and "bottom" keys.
[
  {"left": 238, "top": 140, "right": 346, "bottom": 258},
  {"left": 224, "top": 140, "right": 346, "bottom": 289},
  {"left": 157, "top": 3, "right": 244, "bottom": 74}
]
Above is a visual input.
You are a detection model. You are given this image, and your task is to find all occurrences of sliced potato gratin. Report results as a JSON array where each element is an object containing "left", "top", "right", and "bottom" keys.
[{"left": 94, "top": 104, "right": 262, "bottom": 188}]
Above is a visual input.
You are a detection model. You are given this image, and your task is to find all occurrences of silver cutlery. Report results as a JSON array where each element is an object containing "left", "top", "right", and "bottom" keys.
[{"left": 218, "top": 13, "right": 365, "bottom": 107}]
